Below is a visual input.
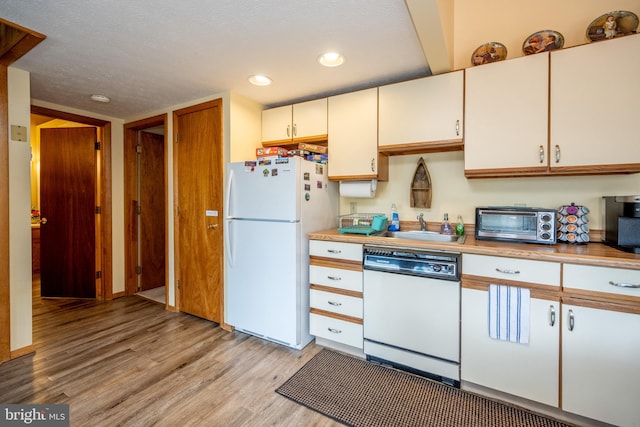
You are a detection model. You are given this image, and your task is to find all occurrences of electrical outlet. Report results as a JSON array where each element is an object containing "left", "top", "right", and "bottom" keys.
[{"left": 350, "top": 202, "right": 357, "bottom": 214}]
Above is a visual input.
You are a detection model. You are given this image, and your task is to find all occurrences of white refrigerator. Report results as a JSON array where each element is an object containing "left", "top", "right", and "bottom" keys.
[{"left": 224, "top": 157, "right": 337, "bottom": 349}]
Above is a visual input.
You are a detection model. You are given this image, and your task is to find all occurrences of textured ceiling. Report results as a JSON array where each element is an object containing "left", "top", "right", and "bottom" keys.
[{"left": 2, "top": 0, "right": 433, "bottom": 120}]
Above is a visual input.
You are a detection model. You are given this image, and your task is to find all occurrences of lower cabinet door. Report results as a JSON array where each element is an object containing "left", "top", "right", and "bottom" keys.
[
  {"left": 562, "top": 304, "right": 640, "bottom": 427},
  {"left": 310, "top": 313, "right": 363, "bottom": 349},
  {"left": 461, "top": 288, "right": 559, "bottom": 407}
]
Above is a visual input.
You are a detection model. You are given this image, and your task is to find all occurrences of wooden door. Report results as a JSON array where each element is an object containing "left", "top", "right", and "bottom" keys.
[
  {"left": 139, "top": 131, "right": 165, "bottom": 291},
  {"left": 40, "top": 127, "right": 97, "bottom": 298},
  {"left": 174, "top": 99, "right": 223, "bottom": 322}
]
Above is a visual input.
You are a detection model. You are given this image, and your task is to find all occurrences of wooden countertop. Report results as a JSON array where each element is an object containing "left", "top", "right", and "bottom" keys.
[{"left": 308, "top": 229, "right": 640, "bottom": 270}]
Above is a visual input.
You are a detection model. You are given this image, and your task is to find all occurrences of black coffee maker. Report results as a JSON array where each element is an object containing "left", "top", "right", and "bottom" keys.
[{"left": 603, "top": 196, "right": 640, "bottom": 253}]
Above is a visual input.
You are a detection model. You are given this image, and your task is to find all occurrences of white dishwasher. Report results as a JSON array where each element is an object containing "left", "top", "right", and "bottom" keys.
[{"left": 363, "top": 245, "right": 461, "bottom": 387}]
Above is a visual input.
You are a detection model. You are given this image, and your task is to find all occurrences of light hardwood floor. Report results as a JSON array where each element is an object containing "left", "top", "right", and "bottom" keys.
[{"left": 0, "top": 278, "right": 340, "bottom": 426}]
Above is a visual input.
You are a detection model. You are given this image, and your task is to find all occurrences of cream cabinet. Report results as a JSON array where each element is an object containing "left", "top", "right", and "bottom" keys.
[
  {"left": 561, "top": 264, "right": 640, "bottom": 427},
  {"left": 261, "top": 98, "right": 327, "bottom": 146},
  {"left": 465, "top": 34, "right": 640, "bottom": 178},
  {"left": 379, "top": 71, "right": 464, "bottom": 155},
  {"left": 327, "top": 88, "right": 388, "bottom": 181},
  {"left": 308, "top": 240, "right": 363, "bottom": 352},
  {"left": 464, "top": 53, "right": 549, "bottom": 177},
  {"left": 550, "top": 34, "right": 640, "bottom": 174},
  {"left": 461, "top": 254, "right": 560, "bottom": 407}
]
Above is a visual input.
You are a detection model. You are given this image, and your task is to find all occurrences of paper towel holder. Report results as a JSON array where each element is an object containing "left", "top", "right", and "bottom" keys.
[{"left": 339, "top": 179, "right": 377, "bottom": 198}]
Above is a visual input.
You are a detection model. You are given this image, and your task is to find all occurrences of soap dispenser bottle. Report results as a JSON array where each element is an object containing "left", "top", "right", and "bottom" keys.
[
  {"left": 388, "top": 203, "right": 400, "bottom": 231},
  {"left": 456, "top": 215, "right": 465, "bottom": 236},
  {"left": 440, "top": 213, "right": 453, "bottom": 235}
]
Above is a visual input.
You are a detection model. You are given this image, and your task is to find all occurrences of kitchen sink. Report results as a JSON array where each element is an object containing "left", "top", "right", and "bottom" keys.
[{"left": 384, "top": 230, "right": 466, "bottom": 243}]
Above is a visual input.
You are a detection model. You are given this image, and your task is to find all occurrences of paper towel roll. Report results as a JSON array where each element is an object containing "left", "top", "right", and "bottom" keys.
[{"left": 339, "top": 180, "right": 377, "bottom": 198}]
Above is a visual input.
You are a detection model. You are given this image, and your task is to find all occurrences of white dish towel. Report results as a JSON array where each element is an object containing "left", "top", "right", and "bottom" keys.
[{"left": 488, "top": 284, "right": 530, "bottom": 344}]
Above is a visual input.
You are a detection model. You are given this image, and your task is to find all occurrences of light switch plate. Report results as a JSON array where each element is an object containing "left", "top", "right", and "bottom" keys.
[{"left": 11, "top": 125, "right": 27, "bottom": 142}]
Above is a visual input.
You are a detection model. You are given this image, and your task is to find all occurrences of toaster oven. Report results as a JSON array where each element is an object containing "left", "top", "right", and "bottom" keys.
[{"left": 475, "top": 207, "right": 557, "bottom": 244}]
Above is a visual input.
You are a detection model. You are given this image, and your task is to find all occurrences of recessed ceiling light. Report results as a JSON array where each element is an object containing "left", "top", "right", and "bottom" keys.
[
  {"left": 318, "top": 52, "right": 345, "bottom": 67},
  {"left": 90, "top": 94, "right": 111, "bottom": 103},
  {"left": 248, "top": 75, "right": 272, "bottom": 86}
]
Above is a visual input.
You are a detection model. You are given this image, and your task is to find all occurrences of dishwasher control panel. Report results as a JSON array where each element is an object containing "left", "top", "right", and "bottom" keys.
[{"left": 363, "top": 245, "right": 460, "bottom": 281}]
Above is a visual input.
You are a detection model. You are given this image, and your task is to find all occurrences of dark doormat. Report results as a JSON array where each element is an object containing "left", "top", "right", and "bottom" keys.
[{"left": 276, "top": 349, "right": 574, "bottom": 427}]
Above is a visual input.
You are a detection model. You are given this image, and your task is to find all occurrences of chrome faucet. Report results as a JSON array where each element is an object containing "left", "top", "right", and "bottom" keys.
[{"left": 417, "top": 213, "right": 427, "bottom": 231}]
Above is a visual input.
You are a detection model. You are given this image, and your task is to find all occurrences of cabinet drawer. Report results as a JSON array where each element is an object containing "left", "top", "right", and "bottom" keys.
[
  {"left": 310, "top": 265, "right": 362, "bottom": 292},
  {"left": 310, "top": 240, "right": 362, "bottom": 262},
  {"left": 310, "top": 289, "right": 362, "bottom": 318},
  {"left": 310, "top": 313, "right": 363, "bottom": 348},
  {"left": 563, "top": 264, "right": 640, "bottom": 298},
  {"left": 463, "top": 254, "right": 560, "bottom": 286}
]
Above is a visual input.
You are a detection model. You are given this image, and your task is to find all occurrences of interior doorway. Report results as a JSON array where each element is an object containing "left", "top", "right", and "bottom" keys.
[
  {"left": 39, "top": 126, "right": 97, "bottom": 298},
  {"left": 30, "top": 105, "right": 112, "bottom": 300},
  {"left": 123, "top": 115, "right": 168, "bottom": 305}
]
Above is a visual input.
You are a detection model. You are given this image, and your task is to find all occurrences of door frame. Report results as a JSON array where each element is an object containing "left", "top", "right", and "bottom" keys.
[
  {"left": 123, "top": 114, "right": 169, "bottom": 302},
  {"left": 31, "top": 105, "right": 113, "bottom": 300},
  {"left": 1, "top": 18, "right": 45, "bottom": 362}
]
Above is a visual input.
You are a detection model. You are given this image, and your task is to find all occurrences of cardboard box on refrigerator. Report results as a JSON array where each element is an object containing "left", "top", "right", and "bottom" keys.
[{"left": 256, "top": 147, "right": 289, "bottom": 158}]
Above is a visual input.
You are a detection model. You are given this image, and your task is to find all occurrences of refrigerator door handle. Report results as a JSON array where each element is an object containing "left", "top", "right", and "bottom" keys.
[
  {"left": 225, "top": 220, "right": 234, "bottom": 266},
  {"left": 226, "top": 167, "right": 234, "bottom": 217},
  {"left": 225, "top": 168, "right": 234, "bottom": 266}
]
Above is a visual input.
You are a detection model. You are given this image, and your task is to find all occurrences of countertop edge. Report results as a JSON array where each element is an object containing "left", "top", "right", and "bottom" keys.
[{"left": 308, "top": 229, "right": 640, "bottom": 270}]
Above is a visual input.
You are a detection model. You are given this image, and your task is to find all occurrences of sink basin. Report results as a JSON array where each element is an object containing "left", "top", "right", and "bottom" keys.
[{"left": 385, "top": 230, "right": 465, "bottom": 243}]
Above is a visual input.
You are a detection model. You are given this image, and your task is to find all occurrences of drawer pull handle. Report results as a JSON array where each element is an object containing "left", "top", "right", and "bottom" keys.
[
  {"left": 327, "top": 249, "right": 342, "bottom": 254},
  {"left": 328, "top": 301, "right": 342, "bottom": 306},
  {"left": 609, "top": 280, "right": 640, "bottom": 289},
  {"left": 327, "top": 327, "right": 342, "bottom": 334},
  {"left": 455, "top": 119, "right": 460, "bottom": 136},
  {"left": 327, "top": 276, "right": 342, "bottom": 281},
  {"left": 495, "top": 268, "right": 520, "bottom": 275},
  {"left": 539, "top": 145, "right": 544, "bottom": 163},
  {"left": 568, "top": 309, "right": 575, "bottom": 331},
  {"left": 549, "top": 305, "right": 556, "bottom": 327}
]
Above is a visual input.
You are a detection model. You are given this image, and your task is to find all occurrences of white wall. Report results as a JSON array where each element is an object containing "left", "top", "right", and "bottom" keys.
[
  {"left": 8, "top": 67, "right": 33, "bottom": 351},
  {"left": 340, "top": 152, "right": 640, "bottom": 230}
]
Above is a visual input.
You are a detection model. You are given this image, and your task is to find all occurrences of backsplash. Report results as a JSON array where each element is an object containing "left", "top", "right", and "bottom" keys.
[{"left": 339, "top": 151, "right": 640, "bottom": 231}]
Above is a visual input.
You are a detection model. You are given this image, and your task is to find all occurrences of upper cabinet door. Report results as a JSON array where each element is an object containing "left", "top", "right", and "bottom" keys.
[
  {"left": 328, "top": 88, "right": 384, "bottom": 180},
  {"left": 464, "top": 53, "right": 549, "bottom": 177},
  {"left": 550, "top": 34, "right": 640, "bottom": 173},
  {"left": 262, "top": 105, "right": 292, "bottom": 145},
  {"left": 292, "top": 98, "right": 327, "bottom": 142},
  {"left": 379, "top": 71, "right": 463, "bottom": 152}
]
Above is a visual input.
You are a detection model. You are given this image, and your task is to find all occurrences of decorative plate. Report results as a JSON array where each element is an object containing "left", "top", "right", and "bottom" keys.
[
  {"left": 471, "top": 42, "right": 507, "bottom": 66},
  {"left": 522, "top": 30, "right": 564, "bottom": 55},
  {"left": 586, "top": 10, "right": 639, "bottom": 42}
]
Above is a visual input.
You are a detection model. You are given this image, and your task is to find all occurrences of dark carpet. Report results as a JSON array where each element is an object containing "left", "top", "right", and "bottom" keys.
[{"left": 276, "top": 349, "right": 573, "bottom": 427}]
